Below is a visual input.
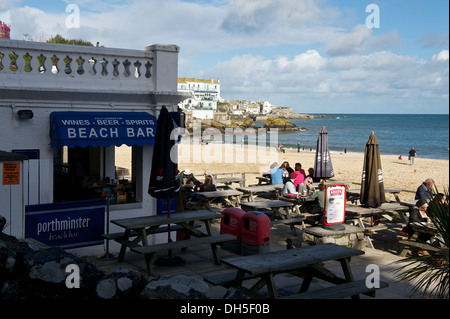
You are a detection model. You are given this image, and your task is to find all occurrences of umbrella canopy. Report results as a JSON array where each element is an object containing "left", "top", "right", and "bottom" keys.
[
  {"left": 148, "top": 106, "right": 180, "bottom": 200},
  {"left": 313, "top": 126, "right": 334, "bottom": 180},
  {"left": 360, "top": 131, "right": 385, "bottom": 207}
]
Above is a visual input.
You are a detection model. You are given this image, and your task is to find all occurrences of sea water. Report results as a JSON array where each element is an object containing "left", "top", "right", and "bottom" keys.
[{"left": 253, "top": 114, "right": 449, "bottom": 160}]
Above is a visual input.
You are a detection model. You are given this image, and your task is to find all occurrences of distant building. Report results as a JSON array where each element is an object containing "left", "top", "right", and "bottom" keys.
[
  {"left": 178, "top": 78, "right": 221, "bottom": 110},
  {"left": 0, "top": 21, "right": 11, "bottom": 39}
]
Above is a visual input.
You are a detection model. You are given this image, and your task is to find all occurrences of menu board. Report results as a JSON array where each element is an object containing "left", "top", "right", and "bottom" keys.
[{"left": 323, "top": 184, "right": 347, "bottom": 225}]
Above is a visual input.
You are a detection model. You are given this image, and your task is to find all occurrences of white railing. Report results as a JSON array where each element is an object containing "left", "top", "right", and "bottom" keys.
[{"left": 0, "top": 39, "right": 158, "bottom": 94}]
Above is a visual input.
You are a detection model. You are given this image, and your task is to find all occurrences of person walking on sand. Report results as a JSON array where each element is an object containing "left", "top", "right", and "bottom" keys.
[
  {"left": 408, "top": 147, "right": 417, "bottom": 165},
  {"left": 297, "top": 140, "right": 301, "bottom": 153}
]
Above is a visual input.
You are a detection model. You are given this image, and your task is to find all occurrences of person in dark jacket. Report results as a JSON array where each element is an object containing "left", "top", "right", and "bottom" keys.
[
  {"left": 401, "top": 199, "right": 432, "bottom": 241},
  {"left": 415, "top": 178, "right": 435, "bottom": 200},
  {"left": 199, "top": 175, "right": 216, "bottom": 192}
]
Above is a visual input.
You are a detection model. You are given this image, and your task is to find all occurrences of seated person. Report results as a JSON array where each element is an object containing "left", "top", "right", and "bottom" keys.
[
  {"left": 297, "top": 177, "right": 315, "bottom": 197},
  {"left": 415, "top": 178, "right": 435, "bottom": 200},
  {"left": 281, "top": 161, "right": 294, "bottom": 175},
  {"left": 292, "top": 163, "right": 307, "bottom": 187},
  {"left": 269, "top": 162, "right": 287, "bottom": 185},
  {"left": 204, "top": 169, "right": 216, "bottom": 185},
  {"left": 282, "top": 175, "right": 298, "bottom": 196},
  {"left": 401, "top": 199, "right": 432, "bottom": 242},
  {"left": 308, "top": 183, "right": 326, "bottom": 214},
  {"left": 199, "top": 175, "right": 216, "bottom": 192},
  {"left": 306, "top": 167, "right": 321, "bottom": 183},
  {"left": 179, "top": 169, "right": 200, "bottom": 200},
  {"left": 180, "top": 169, "right": 199, "bottom": 185}
]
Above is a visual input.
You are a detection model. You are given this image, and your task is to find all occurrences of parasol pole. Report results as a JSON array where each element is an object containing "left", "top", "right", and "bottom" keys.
[{"left": 167, "top": 198, "right": 173, "bottom": 257}]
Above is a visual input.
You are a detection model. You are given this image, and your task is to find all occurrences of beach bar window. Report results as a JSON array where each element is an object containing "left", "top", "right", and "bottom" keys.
[{"left": 50, "top": 112, "right": 156, "bottom": 205}]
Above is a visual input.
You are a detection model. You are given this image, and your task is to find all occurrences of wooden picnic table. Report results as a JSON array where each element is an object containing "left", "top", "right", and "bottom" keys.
[
  {"left": 196, "top": 190, "right": 243, "bottom": 210},
  {"left": 345, "top": 202, "right": 410, "bottom": 249},
  {"left": 110, "top": 210, "right": 234, "bottom": 276},
  {"left": 220, "top": 243, "right": 366, "bottom": 299},
  {"left": 400, "top": 199, "right": 419, "bottom": 207},
  {"left": 236, "top": 184, "right": 283, "bottom": 201},
  {"left": 256, "top": 176, "right": 271, "bottom": 185},
  {"left": 215, "top": 177, "right": 245, "bottom": 189},
  {"left": 312, "top": 180, "right": 353, "bottom": 189},
  {"left": 398, "top": 222, "right": 441, "bottom": 256},
  {"left": 347, "top": 187, "right": 403, "bottom": 203}
]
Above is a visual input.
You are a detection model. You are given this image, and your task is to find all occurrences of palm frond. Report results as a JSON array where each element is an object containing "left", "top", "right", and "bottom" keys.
[{"left": 393, "top": 187, "right": 449, "bottom": 299}]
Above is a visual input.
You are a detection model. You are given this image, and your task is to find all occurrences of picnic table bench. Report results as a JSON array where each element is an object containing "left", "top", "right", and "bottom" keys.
[
  {"left": 397, "top": 222, "right": 441, "bottom": 257},
  {"left": 131, "top": 234, "right": 237, "bottom": 276},
  {"left": 283, "top": 279, "right": 389, "bottom": 299},
  {"left": 109, "top": 210, "right": 231, "bottom": 276},
  {"left": 219, "top": 243, "right": 368, "bottom": 299},
  {"left": 102, "top": 224, "right": 201, "bottom": 242}
]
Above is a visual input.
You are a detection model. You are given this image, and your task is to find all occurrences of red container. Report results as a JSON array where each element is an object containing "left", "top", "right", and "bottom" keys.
[
  {"left": 220, "top": 207, "right": 245, "bottom": 240},
  {"left": 241, "top": 211, "right": 270, "bottom": 246}
]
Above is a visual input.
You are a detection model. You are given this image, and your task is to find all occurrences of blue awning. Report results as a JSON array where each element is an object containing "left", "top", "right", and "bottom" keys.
[{"left": 50, "top": 112, "right": 157, "bottom": 148}]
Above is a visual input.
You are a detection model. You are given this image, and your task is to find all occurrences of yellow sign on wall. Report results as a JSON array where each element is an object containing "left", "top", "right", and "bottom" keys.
[{"left": 2, "top": 162, "right": 20, "bottom": 185}]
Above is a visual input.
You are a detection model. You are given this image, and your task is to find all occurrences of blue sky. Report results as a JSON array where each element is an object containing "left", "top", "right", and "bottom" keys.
[{"left": 1, "top": 0, "right": 448, "bottom": 114}]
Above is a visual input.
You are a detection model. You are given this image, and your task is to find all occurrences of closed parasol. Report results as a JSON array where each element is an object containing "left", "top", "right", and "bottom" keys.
[
  {"left": 148, "top": 105, "right": 182, "bottom": 265},
  {"left": 360, "top": 131, "right": 385, "bottom": 207},
  {"left": 313, "top": 126, "right": 335, "bottom": 181}
]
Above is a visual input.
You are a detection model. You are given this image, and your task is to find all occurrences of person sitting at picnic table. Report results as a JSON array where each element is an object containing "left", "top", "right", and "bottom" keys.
[
  {"left": 415, "top": 178, "right": 435, "bottom": 200},
  {"left": 306, "top": 167, "right": 321, "bottom": 183},
  {"left": 301, "top": 183, "right": 325, "bottom": 213},
  {"left": 400, "top": 199, "right": 433, "bottom": 256},
  {"left": 269, "top": 162, "right": 287, "bottom": 185},
  {"left": 180, "top": 169, "right": 201, "bottom": 201},
  {"left": 282, "top": 174, "right": 298, "bottom": 196},
  {"left": 291, "top": 163, "right": 307, "bottom": 187},
  {"left": 204, "top": 169, "right": 216, "bottom": 185},
  {"left": 281, "top": 161, "right": 294, "bottom": 175},
  {"left": 199, "top": 175, "right": 216, "bottom": 192},
  {"left": 297, "top": 177, "right": 315, "bottom": 197},
  {"left": 300, "top": 182, "right": 326, "bottom": 224}
]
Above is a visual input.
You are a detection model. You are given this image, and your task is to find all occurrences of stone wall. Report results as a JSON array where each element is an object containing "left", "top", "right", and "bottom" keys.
[{"left": 0, "top": 227, "right": 209, "bottom": 299}]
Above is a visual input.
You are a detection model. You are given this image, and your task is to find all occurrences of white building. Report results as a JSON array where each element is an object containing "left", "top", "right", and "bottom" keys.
[
  {"left": 0, "top": 39, "right": 188, "bottom": 242},
  {"left": 178, "top": 78, "right": 221, "bottom": 110}
]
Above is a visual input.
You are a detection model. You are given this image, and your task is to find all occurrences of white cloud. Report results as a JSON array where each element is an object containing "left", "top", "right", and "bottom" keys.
[
  {"left": 201, "top": 49, "right": 449, "bottom": 113},
  {"left": 432, "top": 49, "right": 449, "bottom": 61}
]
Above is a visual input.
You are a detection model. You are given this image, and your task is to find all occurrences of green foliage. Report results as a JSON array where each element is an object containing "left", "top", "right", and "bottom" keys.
[
  {"left": 46, "top": 35, "right": 94, "bottom": 47},
  {"left": 394, "top": 188, "right": 449, "bottom": 299}
]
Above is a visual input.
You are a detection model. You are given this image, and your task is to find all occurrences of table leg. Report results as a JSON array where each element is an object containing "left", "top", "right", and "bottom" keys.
[
  {"left": 118, "top": 228, "right": 131, "bottom": 262},
  {"left": 356, "top": 217, "right": 375, "bottom": 249},
  {"left": 339, "top": 257, "right": 360, "bottom": 299},
  {"left": 204, "top": 220, "right": 213, "bottom": 236},
  {"left": 339, "top": 258, "right": 355, "bottom": 282},
  {"left": 263, "top": 273, "right": 278, "bottom": 299}
]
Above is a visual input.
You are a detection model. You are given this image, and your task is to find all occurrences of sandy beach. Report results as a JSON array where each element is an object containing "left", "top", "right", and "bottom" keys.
[
  {"left": 176, "top": 143, "right": 449, "bottom": 202},
  {"left": 116, "top": 143, "right": 449, "bottom": 202}
]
